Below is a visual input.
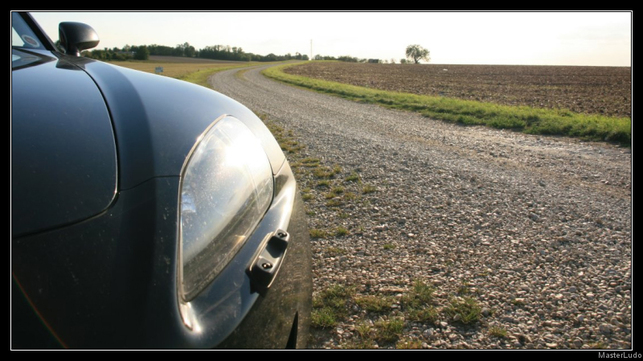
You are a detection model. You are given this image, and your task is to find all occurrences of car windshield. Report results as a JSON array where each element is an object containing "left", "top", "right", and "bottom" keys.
[{"left": 12, "top": 12, "right": 47, "bottom": 50}]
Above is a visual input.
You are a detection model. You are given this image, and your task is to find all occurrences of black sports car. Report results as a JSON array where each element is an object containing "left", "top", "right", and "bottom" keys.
[{"left": 11, "top": 12, "right": 312, "bottom": 349}]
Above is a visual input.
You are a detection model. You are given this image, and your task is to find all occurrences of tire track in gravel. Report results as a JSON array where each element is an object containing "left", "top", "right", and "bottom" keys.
[{"left": 210, "top": 64, "right": 632, "bottom": 349}]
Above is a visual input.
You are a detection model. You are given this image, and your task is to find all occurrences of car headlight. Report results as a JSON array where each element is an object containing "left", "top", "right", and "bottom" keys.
[{"left": 179, "top": 115, "right": 274, "bottom": 301}]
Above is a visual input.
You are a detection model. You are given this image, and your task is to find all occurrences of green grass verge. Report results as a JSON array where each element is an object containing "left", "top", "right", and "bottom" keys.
[
  {"left": 177, "top": 64, "right": 255, "bottom": 88},
  {"left": 111, "top": 59, "right": 259, "bottom": 88},
  {"left": 263, "top": 63, "right": 631, "bottom": 146}
]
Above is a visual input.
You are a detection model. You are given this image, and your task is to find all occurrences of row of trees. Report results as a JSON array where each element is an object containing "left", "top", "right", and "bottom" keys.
[
  {"left": 315, "top": 45, "right": 430, "bottom": 65},
  {"left": 84, "top": 41, "right": 431, "bottom": 65},
  {"left": 83, "top": 41, "right": 310, "bottom": 62},
  {"left": 313, "top": 55, "right": 382, "bottom": 63}
]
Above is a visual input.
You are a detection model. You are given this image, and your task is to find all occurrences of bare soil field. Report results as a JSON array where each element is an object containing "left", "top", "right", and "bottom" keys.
[{"left": 284, "top": 62, "right": 631, "bottom": 119}]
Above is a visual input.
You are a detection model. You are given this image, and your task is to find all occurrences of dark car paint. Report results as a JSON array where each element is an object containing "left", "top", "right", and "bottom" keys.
[
  {"left": 13, "top": 170, "right": 311, "bottom": 348},
  {"left": 11, "top": 12, "right": 311, "bottom": 349},
  {"left": 12, "top": 47, "right": 286, "bottom": 236},
  {"left": 81, "top": 58, "right": 286, "bottom": 190},
  {"left": 12, "top": 49, "right": 117, "bottom": 237}
]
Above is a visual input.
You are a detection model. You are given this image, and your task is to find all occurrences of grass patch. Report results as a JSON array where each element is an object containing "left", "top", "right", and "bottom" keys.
[
  {"left": 309, "top": 228, "right": 328, "bottom": 239},
  {"left": 362, "top": 184, "right": 377, "bottom": 194},
  {"left": 325, "top": 186, "right": 346, "bottom": 200},
  {"left": 331, "top": 186, "right": 345, "bottom": 195},
  {"left": 489, "top": 326, "right": 509, "bottom": 338},
  {"left": 407, "top": 306, "right": 439, "bottom": 324},
  {"left": 404, "top": 280, "right": 435, "bottom": 306},
  {"left": 111, "top": 60, "right": 253, "bottom": 88},
  {"left": 335, "top": 226, "right": 350, "bottom": 237},
  {"left": 263, "top": 62, "right": 631, "bottom": 146},
  {"left": 374, "top": 317, "right": 405, "bottom": 343},
  {"left": 278, "top": 138, "right": 304, "bottom": 153},
  {"left": 345, "top": 172, "right": 361, "bottom": 183},
  {"left": 311, "top": 284, "right": 354, "bottom": 328},
  {"left": 354, "top": 294, "right": 395, "bottom": 313},
  {"left": 344, "top": 322, "right": 377, "bottom": 349},
  {"left": 325, "top": 246, "right": 347, "bottom": 256},
  {"left": 316, "top": 180, "right": 331, "bottom": 188},
  {"left": 325, "top": 192, "right": 337, "bottom": 199},
  {"left": 313, "top": 166, "right": 335, "bottom": 179},
  {"left": 300, "top": 157, "right": 321, "bottom": 167},
  {"left": 326, "top": 198, "right": 344, "bottom": 207},
  {"left": 399, "top": 281, "right": 439, "bottom": 324},
  {"left": 444, "top": 296, "right": 482, "bottom": 325},
  {"left": 311, "top": 307, "right": 338, "bottom": 329},
  {"left": 177, "top": 66, "right": 241, "bottom": 88},
  {"left": 342, "top": 192, "right": 358, "bottom": 202}
]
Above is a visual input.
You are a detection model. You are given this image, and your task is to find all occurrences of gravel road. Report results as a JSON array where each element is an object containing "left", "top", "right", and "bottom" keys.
[{"left": 210, "top": 64, "right": 632, "bottom": 350}]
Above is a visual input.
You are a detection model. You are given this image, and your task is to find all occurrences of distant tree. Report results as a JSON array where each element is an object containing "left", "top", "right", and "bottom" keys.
[
  {"left": 133, "top": 45, "right": 149, "bottom": 60},
  {"left": 338, "top": 55, "right": 358, "bottom": 62},
  {"left": 405, "top": 44, "right": 430, "bottom": 64},
  {"left": 177, "top": 42, "right": 196, "bottom": 57},
  {"left": 148, "top": 44, "right": 175, "bottom": 56}
]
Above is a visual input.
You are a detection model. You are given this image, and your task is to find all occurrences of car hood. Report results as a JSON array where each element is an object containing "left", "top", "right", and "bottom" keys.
[
  {"left": 12, "top": 49, "right": 117, "bottom": 237},
  {"left": 78, "top": 56, "right": 285, "bottom": 191},
  {"left": 12, "top": 49, "right": 285, "bottom": 237}
]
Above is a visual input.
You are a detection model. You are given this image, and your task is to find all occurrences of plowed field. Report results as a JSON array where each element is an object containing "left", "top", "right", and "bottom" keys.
[{"left": 284, "top": 62, "right": 631, "bottom": 119}]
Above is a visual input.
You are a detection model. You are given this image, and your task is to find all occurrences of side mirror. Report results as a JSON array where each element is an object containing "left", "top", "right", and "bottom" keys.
[{"left": 58, "top": 22, "right": 99, "bottom": 57}]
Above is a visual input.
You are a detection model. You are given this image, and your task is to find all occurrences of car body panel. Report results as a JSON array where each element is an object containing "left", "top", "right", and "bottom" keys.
[
  {"left": 13, "top": 168, "right": 311, "bottom": 348},
  {"left": 11, "top": 12, "right": 311, "bottom": 349},
  {"left": 11, "top": 49, "right": 117, "bottom": 237},
  {"left": 81, "top": 59, "right": 286, "bottom": 191}
]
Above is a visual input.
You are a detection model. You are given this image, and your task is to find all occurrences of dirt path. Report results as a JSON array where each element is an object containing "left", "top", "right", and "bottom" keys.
[{"left": 210, "top": 65, "right": 632, "bottom": 349}]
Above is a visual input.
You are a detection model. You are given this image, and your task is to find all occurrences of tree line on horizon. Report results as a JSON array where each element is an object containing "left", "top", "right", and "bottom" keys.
[
  {"left": 82, "top": 41, "right": 431, "bottom": 65},
  {"left": 82, "top": 41, "right": 311, "bottom": 62}
]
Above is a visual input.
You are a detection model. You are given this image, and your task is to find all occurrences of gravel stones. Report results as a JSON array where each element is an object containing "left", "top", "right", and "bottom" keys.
[{"left": 211, "top": 65, "right": 632, "bottom": 350}]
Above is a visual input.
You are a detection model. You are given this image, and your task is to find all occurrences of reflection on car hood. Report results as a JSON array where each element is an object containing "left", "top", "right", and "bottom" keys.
[
  {"left": 12, "top": 49, "right": 117, "bottom": 237},
  {"left": 79, "top": 55, "right": 285, "bottom": 191}
]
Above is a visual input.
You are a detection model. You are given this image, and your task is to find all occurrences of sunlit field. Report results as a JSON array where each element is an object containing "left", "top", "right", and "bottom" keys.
[
  {"left": 109, "top": 58, "right": 237, "bottom": 79},
  {"left": 267, "top": 62, "right": 631, "bottom": 146},
  {"left": 109, "top": 56, "right": 257, "bottom": 87}
]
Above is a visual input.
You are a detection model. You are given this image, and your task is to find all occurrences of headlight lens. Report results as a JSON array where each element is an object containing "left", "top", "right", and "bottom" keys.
[{"left": 179, "top": 116, "right": 274, "bottom": 301}]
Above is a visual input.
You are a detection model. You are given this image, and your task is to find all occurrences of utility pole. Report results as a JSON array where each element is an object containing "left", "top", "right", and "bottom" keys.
[{"left": 310, "top": 39, "right": 312, "bottom": 61}]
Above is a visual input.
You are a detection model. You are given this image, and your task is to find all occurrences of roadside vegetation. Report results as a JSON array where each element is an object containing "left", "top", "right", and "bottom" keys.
[
  {"left": 263, "top": 62, "right": 631, "bottom": 146},
  {"left": 108, "top": 60, "right": 254, "bottom": 88},
  {"left": 308, "top": 277, "right": 486, "bottom": 349}
]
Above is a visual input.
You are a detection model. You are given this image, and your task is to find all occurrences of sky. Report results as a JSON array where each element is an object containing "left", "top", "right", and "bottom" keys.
[{"left": 29, "top": 11, "right": 632, "bottom": 67}]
